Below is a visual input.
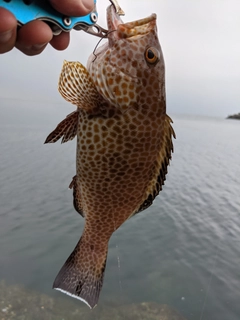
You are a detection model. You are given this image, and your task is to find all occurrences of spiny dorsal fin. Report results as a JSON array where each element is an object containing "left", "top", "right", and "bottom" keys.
[
  {"left": 133, "top": 114, "right": 176, "bottom": 214},
  {"left": 44, "top": 110, "right": 78, "bottom": 144},
  {"left": 59, "top": 61, "right": 101, "bottom": 112}
]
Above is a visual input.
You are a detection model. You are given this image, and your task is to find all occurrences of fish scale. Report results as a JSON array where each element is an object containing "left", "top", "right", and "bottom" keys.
[{"left": 45, "top": 3, "right": 175, "bottom": 309}]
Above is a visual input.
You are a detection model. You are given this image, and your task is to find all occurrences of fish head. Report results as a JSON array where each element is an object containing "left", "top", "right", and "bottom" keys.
[{"left": 87, "top": 5, "right": 165, "bottom": 111}]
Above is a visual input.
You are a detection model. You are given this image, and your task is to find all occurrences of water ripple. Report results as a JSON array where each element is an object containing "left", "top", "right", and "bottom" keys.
[{"left": 0, "top": 117, "right": 240, "bottom": 319}]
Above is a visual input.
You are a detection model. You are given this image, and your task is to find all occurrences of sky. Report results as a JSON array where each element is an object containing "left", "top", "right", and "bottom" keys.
[{"left": 0, "top": 0, "right": 240, "bottom": 121}]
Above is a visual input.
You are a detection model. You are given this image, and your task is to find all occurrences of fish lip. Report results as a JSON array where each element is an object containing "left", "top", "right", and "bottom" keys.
[
  {"left": 106, "top": 5, "right": 124, "bottom": 41},
  {"left": 107, "top": 5, "right": 157, "bottom": 40}
]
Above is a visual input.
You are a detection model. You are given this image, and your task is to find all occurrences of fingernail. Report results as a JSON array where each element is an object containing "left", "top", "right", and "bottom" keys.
[
  {"left": 0, "top": 29, "right": 13, "bottom": 44},
  {"left": 31, "top": 43, "right": 48, "bottom": 51},
  {"left": 82, "top": 0, "right": 94, "bottom": 11}
]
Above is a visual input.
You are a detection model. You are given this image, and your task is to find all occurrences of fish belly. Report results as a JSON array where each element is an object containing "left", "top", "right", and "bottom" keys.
[{"left": 76, "top": 108, "right": 163, "bottom": 234}]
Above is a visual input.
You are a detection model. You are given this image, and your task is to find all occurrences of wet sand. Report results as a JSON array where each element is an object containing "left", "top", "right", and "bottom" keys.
[{"left": 0, "top": 281, "right": 187, "bottom": 320}]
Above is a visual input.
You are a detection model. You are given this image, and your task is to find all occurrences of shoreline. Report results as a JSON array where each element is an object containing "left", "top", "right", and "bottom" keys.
[
  {"left": 0, "top": 281, "right": 188, "bottom": 320},
  {"left": 227, "top": 113, "right": 240, "bottom": 120}
]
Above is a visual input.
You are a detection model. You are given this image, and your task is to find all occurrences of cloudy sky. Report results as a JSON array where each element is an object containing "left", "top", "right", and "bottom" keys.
[{"left": 0, "top": 0, "right": 240, "bottom": 121}]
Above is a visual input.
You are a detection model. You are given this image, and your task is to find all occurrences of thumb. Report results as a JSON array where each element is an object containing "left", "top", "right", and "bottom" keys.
[{"left": 49, "top": 0, "right": 94, "bottom": 17}]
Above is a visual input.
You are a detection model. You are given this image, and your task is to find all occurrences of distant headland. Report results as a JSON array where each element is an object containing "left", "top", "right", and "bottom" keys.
[{"left": 227, "top": 113, "right": 240, "bottom": 120}]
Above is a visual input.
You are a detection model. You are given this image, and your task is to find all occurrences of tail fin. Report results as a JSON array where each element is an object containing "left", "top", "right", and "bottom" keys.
[{"left": 53, "top": 237, "right": 108, "bottom": 309}]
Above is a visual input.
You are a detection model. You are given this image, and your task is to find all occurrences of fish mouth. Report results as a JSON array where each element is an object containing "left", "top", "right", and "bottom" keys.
[{"left": 107, "top": 5, "right": 157, "bottom": 41}]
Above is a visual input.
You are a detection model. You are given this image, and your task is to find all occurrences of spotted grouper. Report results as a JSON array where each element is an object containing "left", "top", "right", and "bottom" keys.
[{"left": 45, "top": 3, "right": 175, "bottom": 309}]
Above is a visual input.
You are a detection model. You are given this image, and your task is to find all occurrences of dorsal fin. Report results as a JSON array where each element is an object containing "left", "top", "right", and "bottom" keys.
[{"left": 133, "top": 114, "right": 176, "bottom": 215}]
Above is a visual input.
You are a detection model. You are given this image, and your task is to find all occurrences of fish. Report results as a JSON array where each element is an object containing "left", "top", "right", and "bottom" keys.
[{"left": 45, "top": 3, "right": 175, "bottom": 309}]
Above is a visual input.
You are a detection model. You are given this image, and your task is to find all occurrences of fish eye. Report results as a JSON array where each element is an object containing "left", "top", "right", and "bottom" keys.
[{"left": 145, "top": 47, "right": 160, "bottom": 65}]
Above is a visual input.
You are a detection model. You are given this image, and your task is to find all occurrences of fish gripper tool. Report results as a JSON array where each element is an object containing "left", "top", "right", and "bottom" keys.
[{"left": 0, "top": 0, "right": 108, "bottom": 37}]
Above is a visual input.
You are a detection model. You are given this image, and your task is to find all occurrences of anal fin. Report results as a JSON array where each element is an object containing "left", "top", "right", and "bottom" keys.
[
  {"left": 69, "top": 175, "right": 84, "bottom": 217},
  {"left": 44, "top": 110, "right": 78, "bottom": 144}
]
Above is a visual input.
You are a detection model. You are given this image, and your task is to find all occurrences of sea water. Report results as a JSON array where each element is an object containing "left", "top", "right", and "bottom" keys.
[{"left": 0, "top": 103, "right": 240, "bottom": 319}]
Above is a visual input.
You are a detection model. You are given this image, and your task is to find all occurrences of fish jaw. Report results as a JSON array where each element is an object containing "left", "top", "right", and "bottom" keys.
[
  {"left": 107, "top": 5, "right": 157, "bottom": 44},
  {"left": 87, "top": 5, "right": 165, "bottom": 112}
]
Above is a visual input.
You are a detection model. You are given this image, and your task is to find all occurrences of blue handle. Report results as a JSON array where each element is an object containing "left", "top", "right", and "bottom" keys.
[{"left": 0, "top": 0, "right": 98, "bottom": 31}]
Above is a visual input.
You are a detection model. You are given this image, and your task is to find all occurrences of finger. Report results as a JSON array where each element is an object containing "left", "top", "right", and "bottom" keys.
[
  {"left": 0, "top": 7, "right": 17, "bottom": 53},
  {"left": 50, "top": 31, "right": 70, "bottom": 50},
  {"left": 15, "top": 20, "right": 53, "bottom": 56},
  {"left": 49, "top": 0, "right": 94, "bottom": 16}
]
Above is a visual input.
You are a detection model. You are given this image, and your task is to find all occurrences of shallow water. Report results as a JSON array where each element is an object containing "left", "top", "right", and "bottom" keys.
[{"left": 0, "top": 107, "right": 240, "bottom": 319}]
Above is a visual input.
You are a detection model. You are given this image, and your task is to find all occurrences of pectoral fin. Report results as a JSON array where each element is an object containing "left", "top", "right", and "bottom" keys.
[
  {"left": 58, "top": 60, "right": 101, "bottom": 113},
  {"left": 44, "top": 111, "right": 78, "bottom": 144}
]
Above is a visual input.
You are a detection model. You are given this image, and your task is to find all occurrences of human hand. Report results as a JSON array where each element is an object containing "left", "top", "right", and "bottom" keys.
[{"left": 0, "top": 0, "right": 94, "bottom": 55}]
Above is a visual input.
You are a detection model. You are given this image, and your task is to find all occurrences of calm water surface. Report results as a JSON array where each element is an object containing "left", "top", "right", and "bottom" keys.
[{"left": 0, "top": 109, "right": 240, "bottom": 319}]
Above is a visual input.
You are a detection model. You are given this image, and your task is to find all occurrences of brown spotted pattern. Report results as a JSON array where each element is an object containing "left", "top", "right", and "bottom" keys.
[
  {"left": 46, "top": 4, "right": 175, "bottom": 309},
  {"left": 59, "top": 61, "right": 102, "bottom": 114}
]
